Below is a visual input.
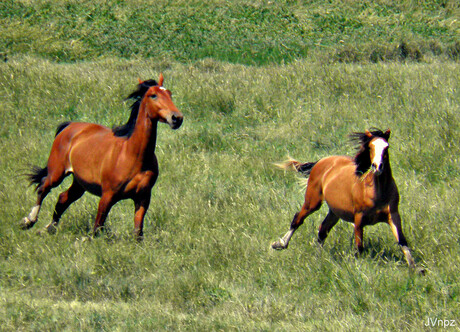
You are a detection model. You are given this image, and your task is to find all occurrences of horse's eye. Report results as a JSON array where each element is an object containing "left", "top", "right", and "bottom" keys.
[{"left": 150, "top": 94, "right": 157, "bottom": 99}]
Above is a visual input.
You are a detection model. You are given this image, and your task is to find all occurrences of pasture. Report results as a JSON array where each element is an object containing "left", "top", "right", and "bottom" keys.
[{"left": 1, "top": 0, "right": 459, "bottom": 331}]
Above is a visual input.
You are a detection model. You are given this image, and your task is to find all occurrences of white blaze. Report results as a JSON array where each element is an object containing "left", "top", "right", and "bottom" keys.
[{"left": 370, "top": 138, "right": 388, "bottom": 169}]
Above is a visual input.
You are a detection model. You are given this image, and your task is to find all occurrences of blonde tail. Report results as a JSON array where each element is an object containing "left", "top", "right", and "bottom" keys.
[
  {"left": 274, "top": 157, "right": 317, "bottom": 192},
  {"left": 274, "top": 157, "right": 317, "bottom": 177},
  {"left": 274, "top": 157, "right": 304, "bottom": 172}
]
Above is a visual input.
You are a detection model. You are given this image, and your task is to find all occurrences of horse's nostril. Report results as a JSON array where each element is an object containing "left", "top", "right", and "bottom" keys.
[
  {"left": 172, "top": 115, "right": 182, "bottom": 123},
  {"left": 170, "top": 115, "right": 183, "bottom": 129}
]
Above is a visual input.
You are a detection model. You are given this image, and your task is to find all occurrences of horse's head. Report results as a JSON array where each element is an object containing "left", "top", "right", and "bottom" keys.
[
  {"left": 352, "top": 129, "right": 391, "bottom": 176},
  {"left": 366, "top": 129, "right": 390, "bottom": 175},
  {"left": 142, "top": 73, "right": 183, "bottom": 129}
]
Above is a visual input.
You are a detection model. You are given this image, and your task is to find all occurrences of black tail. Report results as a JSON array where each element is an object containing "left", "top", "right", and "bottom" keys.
[
  {"left": 55, "top": 121, "right": 71, "bottom": 137},
  {"left": 296, "top": 162, "right": 316, "bottom": 177},
  {"left": 275, "top": 158, "right": 317, "bottom": 177},
  {"left": 27, "top": 166, "right": 48, "bottom": 191}
]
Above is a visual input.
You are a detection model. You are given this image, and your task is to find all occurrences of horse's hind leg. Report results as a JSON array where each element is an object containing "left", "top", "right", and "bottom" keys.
[
  {"left": 272, "top": 193, "right": 322, "bottom": 250},
  {"left": 22, "top": 174, "right": 53, "bottom": 229},
  {"left": 22, "top": 184, "right": 50, "bottom": 229},
  {"left": 317, "top": 209, "right": 339, "bottom": 245},
  {"left": 22, "top": 167, "right": 67, "bottom": 230},
  {"left": 92, "top": 192, "right": 116, "bottom": 237},
  {"left": 45, "top": 179, "right": 85, "bottom": 234}
]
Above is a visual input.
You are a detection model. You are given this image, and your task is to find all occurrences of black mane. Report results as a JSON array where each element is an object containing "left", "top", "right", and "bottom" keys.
[
  {"left": 112, "top": 79, "right": 158, "bottom": 137},
  {"left": 349, "top": 129, "right": 390, "bottom": 175}
]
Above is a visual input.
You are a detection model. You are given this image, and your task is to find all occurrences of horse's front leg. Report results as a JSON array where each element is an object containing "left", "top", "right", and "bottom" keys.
[
  {"left": 387, "top": 209, "right": 421, "bottom": 272},
  {"left": 133, "top": 194, "right": 151, "bottom": 242},
  {"left": 353, "top": 212, "right": 364, "bottom": 254},
  {"left": 46, "top": 180, "right": 85, "bottom": 234}
]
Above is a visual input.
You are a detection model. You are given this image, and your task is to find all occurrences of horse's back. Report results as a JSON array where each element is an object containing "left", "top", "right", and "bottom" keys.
[
  {"left": 50, "top": 122, "right": 109, "bottom": 160},
  {"left": 56, "top": 122, "right": 118, "bottom": 153},
  {"left": 56, "top": 122, "right": 111, "bottom": 139},
  {"left": 313, "top": 156, "right": 354, "bottom": 178}
]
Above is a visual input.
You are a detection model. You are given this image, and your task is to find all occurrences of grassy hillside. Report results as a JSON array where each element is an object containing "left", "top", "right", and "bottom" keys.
[
  {"left": 0, "top": 56, "right": 459, "bottom": 330},
  {"left": 1, "top": 0, "right": 459, "bottom": 65}
]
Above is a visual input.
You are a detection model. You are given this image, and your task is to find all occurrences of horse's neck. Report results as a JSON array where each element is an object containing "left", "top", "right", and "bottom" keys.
[
  {"left": 373, "top": 163, "right": 393, "bottom": 199},
  {"left": 128, "top": 104, "right": 158, "bottom": 159}
]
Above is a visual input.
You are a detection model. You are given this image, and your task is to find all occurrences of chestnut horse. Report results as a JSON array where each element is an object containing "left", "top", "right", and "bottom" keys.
[
  {"left": 21, "top": 74, "right": 183, "bottom": 240},
  {"left": 272, "top": 129, "right": 419, "bottom": 270}
]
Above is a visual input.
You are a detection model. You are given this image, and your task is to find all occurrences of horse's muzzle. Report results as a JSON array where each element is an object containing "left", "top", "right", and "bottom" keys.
[
  {"left": 170, "top": 115, "right": 183, "bottom": 129},
  {"left": 371, "top": 163, "right": 384, "bottom": 175}
]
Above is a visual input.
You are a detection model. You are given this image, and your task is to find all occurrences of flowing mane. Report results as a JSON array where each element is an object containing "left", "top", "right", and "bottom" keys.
[
  {"left": 350, "top": 129, "right": 390, "bottom": 175},
  {"left": 112, "top": 79, "right": 158, "bottom": 137}
]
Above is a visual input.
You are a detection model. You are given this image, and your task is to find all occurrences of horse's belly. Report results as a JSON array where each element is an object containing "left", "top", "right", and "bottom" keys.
[
  {"left": 73, "top": 176, "right": 102, "bottom": 196},
  {"left": 363, "top": 209, "right": 390, "bottom": 226},
  {"left": 70, "top": 160, "right": 103, "bottom": 195},
  {"left": 329, "top": 207, "right": 354, "bottom": 222}
]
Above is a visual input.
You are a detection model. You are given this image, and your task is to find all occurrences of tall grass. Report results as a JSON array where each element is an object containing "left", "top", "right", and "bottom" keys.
[{"left": 0, "top": 56, "right": 458, "bottom": 330}]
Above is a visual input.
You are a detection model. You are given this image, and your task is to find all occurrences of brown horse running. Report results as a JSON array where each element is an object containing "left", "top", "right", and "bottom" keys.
[
  {"left": 21, "top": 74, "right": 183, "bottom": 240},
  {"left": 272, "top": 129, "right": 420, "bottom": 271}
]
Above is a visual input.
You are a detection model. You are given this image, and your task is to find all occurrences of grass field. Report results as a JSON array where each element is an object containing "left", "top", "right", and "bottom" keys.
[
  {"left": 1, "top": 1, "right": 459, "bottom": 331},
  {"left": 1, "top": 0, "right": 459, "bottom": 65}
]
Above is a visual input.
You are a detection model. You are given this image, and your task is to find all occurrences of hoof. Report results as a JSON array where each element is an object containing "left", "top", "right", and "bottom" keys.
[
  {"left": 36, "top": 223, "right": 58, "bottom": 236},
  {"left": 20, "top": 217, "right": 36, "bottom": 230},
  {"left": 81, "top": 236, "right": 92, "bottom": 243},
  {"left": 271, "top": 239, "right": 287, "bottom": 250},
  {"left": 46, "top": 223, "right": 58, "bottom": 235},
  {"left": 36, "top": 228, "right": 46, "bottom": 236},
  {"left": 134, "top": 230, "right": 144, "bottom": 242},
  {"left": 93, "top": 226, "right": 105, "bottom": 238}
]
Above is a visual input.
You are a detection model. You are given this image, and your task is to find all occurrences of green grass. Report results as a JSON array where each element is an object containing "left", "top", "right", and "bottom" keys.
[
  {"left": 0, "top": 0, "right": 459, "bottom": 330},
  {"left": 0, "top": 56, "right": 459, "bottom": 331},
  {"left": 1, "top": 0, "right": 459, "bottom": 65}
]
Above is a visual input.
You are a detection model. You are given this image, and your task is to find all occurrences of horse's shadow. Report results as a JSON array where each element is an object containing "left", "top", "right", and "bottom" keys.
[{"left": 323, "top": 232, "right": 422, "bottom": 267}]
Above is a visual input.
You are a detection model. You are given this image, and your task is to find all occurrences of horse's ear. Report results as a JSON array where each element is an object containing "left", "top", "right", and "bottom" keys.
[
  {"left": 384, "top": 129, "right": 391, "bottom": 140},
  {"left": 158, "top": 73, "right": 164, "bottom": 86},
  {"left": 365, "top": 129, "right": 372, "bottom": 138}
]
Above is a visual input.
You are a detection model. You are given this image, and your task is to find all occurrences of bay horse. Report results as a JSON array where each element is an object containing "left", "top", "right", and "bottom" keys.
[
  {"left": 272, "top": 129, "right": 420, "bottom": 271},
  {"left": 21, "top": 74, "right": 183, "bottom": 240}
]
